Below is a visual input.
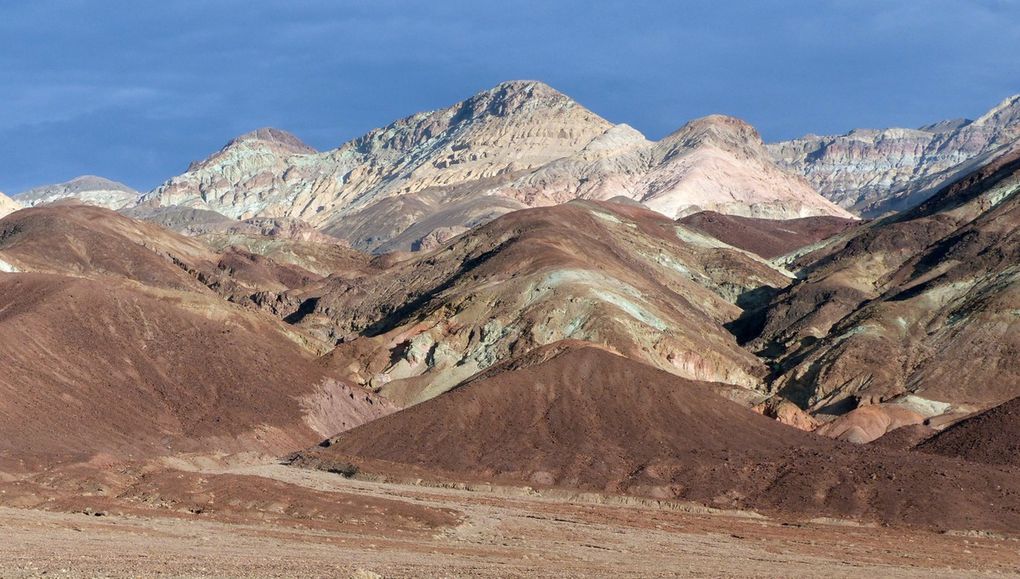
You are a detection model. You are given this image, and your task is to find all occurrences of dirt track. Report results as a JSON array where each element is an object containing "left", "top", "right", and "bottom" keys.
[{"left": 1, "top": 462, "right": 1017, "bottom": 578}]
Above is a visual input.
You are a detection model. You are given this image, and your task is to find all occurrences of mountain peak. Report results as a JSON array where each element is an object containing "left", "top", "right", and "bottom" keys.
[
  {"left": 457, "top": 80, "right": 581, "bottom": 121},
  {"left": 662, "top": 114, "right": 764, "bottom": 154},
  {"left": 487, "top": 79, "right": 562, "bottom": 99},
  {"left": 59, "top": 175, "right": 136, "bottom": 193},
  {"left": 227, "top": 127, "right": 317, "bottom": 153},
  {"left": 13, "top": 175, "right": 139, "bottom": 210}
]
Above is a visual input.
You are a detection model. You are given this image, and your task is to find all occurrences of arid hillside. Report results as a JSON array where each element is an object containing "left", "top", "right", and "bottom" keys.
[
  {"left": 0, "top": 205, "right": 393, "bottom": 471},
  {"left": 285, "top": 200, "right": 792, "bottom": 405},
  {"left": 748, "top": 146, "right": 1020, "bottom": 438},
  {"left": 678, "top": 211, "right": 859, "bottom": 258}
]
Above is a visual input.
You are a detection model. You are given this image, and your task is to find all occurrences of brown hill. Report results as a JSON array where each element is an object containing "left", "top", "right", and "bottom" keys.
[
  {"left": 0, "top": 204, "right": 336, "bottom": 324},
  {"left": 0, "top": 273, "right": 394, "bottom": 471},
  {"left": 678, "top": 211, "right": 859, "bottom": 259},
  {"left": 0, "top": 204, "right": 215, "bottom": 291},
  {"left": 916, "top": 397, "right": 1020, "bottom": 467},
  {"left": 298, "top": 200, "right": 792, "bottom": 405},
  {"left": 0, "top": 206, "right": 395, "bottom": 471},
  {"left": 305, "top": 345, "right": 817, "bottom": 487},
  {"left": 295, "top": 345, "right": 1020, "bottom": 532}
]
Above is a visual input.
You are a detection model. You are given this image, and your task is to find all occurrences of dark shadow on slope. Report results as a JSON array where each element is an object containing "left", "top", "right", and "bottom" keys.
[
  {"left": 724, "top": 285, "right": 781, "bottom": 345},
  {"left": 283, "top": 297, "right": 320, "bottom": 324}
]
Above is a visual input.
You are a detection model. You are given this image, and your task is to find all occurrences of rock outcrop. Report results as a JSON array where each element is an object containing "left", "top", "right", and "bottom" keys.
[{"left": 769, "top": 94, "right": 1020, "bottom": 216}]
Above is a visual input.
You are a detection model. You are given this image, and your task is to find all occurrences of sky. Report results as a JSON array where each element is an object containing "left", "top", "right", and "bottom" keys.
[{"left": 1, "top": 0, "right": 1019, "bottom": 194}]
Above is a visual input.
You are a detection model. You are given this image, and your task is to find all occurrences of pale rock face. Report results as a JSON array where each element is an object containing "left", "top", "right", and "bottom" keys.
[
  {"left": 140, "top": 81, "right": 852, "bottom": 251},
  {"left": 14, "top": 175, "right": 139, "bottom": 210},
  {"left": 495, "top": 115, "right": 854, "bottom": 220},
  {"left": 769, "top": 94, "right": 1020, "bottom": 216},
  {"left": 0, "top": 192, "right": 22, "bottom": 219},
  {"left": 635, "top": 116, "right": 853, "bottom": 219}
]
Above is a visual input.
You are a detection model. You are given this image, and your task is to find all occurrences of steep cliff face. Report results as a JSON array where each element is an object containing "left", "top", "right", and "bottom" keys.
[
  {"left": 769, "top": 94, "right": 1020, "bottom": 216},
  {"left": 140, "top": 81, "right": 851, "bottom": 252},
  {"left": 14, "top": 175, "right": 139, "bottom": 210}
]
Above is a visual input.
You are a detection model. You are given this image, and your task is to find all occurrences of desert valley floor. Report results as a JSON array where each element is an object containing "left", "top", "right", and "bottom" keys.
[{"left": 1, "top": 459, "right": 1018, "bottom": 578}]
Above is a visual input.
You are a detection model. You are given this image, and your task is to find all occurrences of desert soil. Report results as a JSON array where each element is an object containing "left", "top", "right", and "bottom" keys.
[{"left": 0, "top": 462, "right": 1017, "bottom": 578}]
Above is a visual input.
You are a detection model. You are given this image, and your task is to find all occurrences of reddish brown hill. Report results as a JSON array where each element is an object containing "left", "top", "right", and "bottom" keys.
[
  {"left": 296, "top": 345, "right": 1020, "bottom": 532},
  {"left": 0, "top": 204, "right": 335, "bottom": 325},
  {"left": 916, "top": 397, "right": 1020, "bottom": 467},
  {"left": 0, "top": 273, "right": 393, "bottom": 471},
  {"left": 678, "top": 211, "right": 859, "bottom": 258},
  {"left": 306, "top": 345, "right": 817, "bottom": 485},
  {"left": 0, "top": 208, "right": 398, "bottom": 473},
  {"left": 0, "top": 204, "right": 214, "bottom": 291}
]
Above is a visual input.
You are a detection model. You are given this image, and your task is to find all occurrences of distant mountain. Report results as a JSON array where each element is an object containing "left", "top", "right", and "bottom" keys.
[
  {"left": 769, "top": 94, "right": 1020, "bottom": 216},
  {"left": 14, "top": 175, "right": 139, "bottom": 210},
  {"left": 139, "top": 81, "right": 852, "bottom": 252},
  {"left": 495, "top": 114, "right": 853, "bottom": 221},
  {"left": 0, "top": 192, "right": 21, "bottom": 219}
]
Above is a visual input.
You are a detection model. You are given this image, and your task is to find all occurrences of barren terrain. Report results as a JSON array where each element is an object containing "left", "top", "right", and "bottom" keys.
[{"left": 1, "top": 462, "right": 1017, "bottom": 578}]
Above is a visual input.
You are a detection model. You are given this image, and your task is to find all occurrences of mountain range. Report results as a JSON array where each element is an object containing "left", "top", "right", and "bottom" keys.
[
  {"left": 3, "top": 80, "right": 1020, "bottom": 574},
  {"left": 132, "top": 81, "right": 852, "bottom": 252},
  {"left": 14, "top": 82, "right": 1020, "bottom": 256}
]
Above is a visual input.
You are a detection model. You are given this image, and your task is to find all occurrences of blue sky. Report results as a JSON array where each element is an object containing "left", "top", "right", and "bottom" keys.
[{"left": 1, "top": 0, "right": 1018, "bottom": 193}]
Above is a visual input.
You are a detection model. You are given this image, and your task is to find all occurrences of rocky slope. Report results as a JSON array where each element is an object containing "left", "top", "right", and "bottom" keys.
[
  {"left": 288, "top": 200, "right": 792, "bottom": 406},
  {"left": 770, "top": 94, "right": 1020, "bottom": 216},
  {"left": 15, "top": 175, "right": 139, "bottom": 210},
  {"left": 916, "top": 397, "right": 1020, "bottom": 467},
  {"left": 493, "top": 114, "right": 854, "bottom": 221},
  {"left": 749, "top": 144, "right": 1020, "bottom": 427},
  {"left": 139, "top": 81, "right": 851, "bottom": 252}
]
